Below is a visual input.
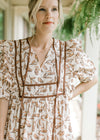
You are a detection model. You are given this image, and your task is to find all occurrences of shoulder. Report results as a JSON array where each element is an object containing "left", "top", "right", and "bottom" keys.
[
  {"left": 0, "top": 38, "right": 24, "bottom": 63},
  {"left": 0, "top": 40, "right": 14, "bottom": 59},
  {"left": 0, "top": 38, "right": 28, "bottom": 68},
  {"left": 0, "top": 37, "right": 27, "bottom": 46},
  {"left": 0, "top": 40, "right": 16, "bottom": 64},
  {"left": 65, "top": 38, "right": 82, "bottom": 51},
  {"left": 0, "top": 39, "right": 15, "bottom": 53},
  {"left": 0, "top": 38, "right": 28, "bottom": 52},
  {"left": 55, "top": 38, "right": 82, "bottom": 49},
  {"left": 0, "top": 40, "right": 15, "bottom": 70},
  {"left": 0, "top": 39, "right": 15, "bottom": 46},
  {"left": 55, "top": 38, "right": 83, "bottom": 55}
]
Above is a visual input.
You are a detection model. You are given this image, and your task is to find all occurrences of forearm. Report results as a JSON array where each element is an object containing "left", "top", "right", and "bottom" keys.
[
  {"left": 71, "top": 75, "right": 98, "bottom": 99},
  {"left": 0, "top": 98, "right": 8, "bottom": 140}
]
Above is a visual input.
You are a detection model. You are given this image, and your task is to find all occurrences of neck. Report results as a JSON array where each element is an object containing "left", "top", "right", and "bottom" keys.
[{"left": 31, "top": 31, "right": 53, "bottom": 50}]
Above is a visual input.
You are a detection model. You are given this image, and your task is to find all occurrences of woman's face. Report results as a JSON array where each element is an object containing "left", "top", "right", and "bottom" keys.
[{"left": 35, "top": 0, "right": 59, "bottom": 34}]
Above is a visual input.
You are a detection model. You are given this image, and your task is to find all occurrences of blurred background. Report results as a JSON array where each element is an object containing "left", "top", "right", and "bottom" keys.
[{"left": 0, "top": 0, "right": 100, "bottom": 140}]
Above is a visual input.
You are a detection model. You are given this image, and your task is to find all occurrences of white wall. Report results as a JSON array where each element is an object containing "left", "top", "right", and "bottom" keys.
[
  {"left": 13, "top": 6, "right": 28, "bottom": 40},
  {"left": 0, "top": 0, "right": 13, "bottom": 40},
  {"left": 81, "top": 28, "right": 99, "bottom": 140},
  {"left": 0, "top": 0, "right": 29, "bottom": 40}
]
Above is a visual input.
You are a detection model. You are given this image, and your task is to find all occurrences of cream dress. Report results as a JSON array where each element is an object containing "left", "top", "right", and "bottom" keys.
[{"left": 0, "top": 37, "right": 96, "bottom": 140}]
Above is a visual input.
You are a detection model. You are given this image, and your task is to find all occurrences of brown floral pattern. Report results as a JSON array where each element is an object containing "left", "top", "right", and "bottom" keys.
[{"left": 0, "top": 37, "right": 96, "bottom": 140}]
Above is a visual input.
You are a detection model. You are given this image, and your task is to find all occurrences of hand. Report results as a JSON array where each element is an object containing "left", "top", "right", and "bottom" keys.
[{"left": 71, "top": 75, "right": 97, "bottom": 99}]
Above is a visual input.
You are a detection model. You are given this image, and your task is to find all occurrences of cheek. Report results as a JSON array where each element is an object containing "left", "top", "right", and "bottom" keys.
[
  {"left": 36, "top": 12, "right": 46, "bottom": 18},
  {"left": 54, "top": 13, "right": 59, "bottom": 22},
  {"left": 38, "top": 16, "right": 46, "bottom": 26},
  {"left": 36, "top": 13, "right": 43, "bottom": 22},
  {"left": 54, "top": 12, "right": 59, "bottom": 19}
]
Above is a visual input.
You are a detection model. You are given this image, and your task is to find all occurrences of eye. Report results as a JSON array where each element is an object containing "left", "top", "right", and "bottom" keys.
[
  {"left": 52, "top": 8, "right": 58, "bottom": 11},
  {"left": 39, "top": 8, "right": 46, "bottom": 11}
]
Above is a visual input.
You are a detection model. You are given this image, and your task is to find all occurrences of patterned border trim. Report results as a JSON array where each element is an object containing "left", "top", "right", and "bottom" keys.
[
  {"left": 19, "top": 93, "right": 63, "bottom": 99},
  {"left": 14, "top": 40, "right": 22, "bottom": 139},
  {"left": 52, "top": 38, "right": 60, "bottom": 140},
  {"left": 63, "top": 41, "right": 66, "bottom": 95},
  {"left": 24, "top": 82, "right": 57, "bottom": 86},
  {"left": 14, "top": 40, "right": 20, "bottom": 97},
  {"left": 58, "top": 40, "right": 62, "bottom": 90},
  {"left": 24, "top": 39, "right": 31, "bottom": 83},
  {"left": 19, "top": 40, "right": 24, "bottom": 86}
]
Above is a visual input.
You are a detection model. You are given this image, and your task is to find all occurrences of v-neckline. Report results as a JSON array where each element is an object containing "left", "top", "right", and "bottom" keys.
[{"left": 27, "top": 37, "right": 55, "bottom": 69}]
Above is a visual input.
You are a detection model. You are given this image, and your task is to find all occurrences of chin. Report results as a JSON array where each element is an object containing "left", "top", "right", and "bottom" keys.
[
  {"left": 43, "top": 29, "right": 55, "bottom": 34},
  {"left": 43, "top": 26, "right": 56, "bottom": 33},
  {"left": 37, "top": 25, "right": 57, "bottom": 34}
]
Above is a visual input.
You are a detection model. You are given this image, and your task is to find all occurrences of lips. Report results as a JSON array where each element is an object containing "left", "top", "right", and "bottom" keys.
[{"left": 43, "top": 21, "right": 54, "bottom": 24}]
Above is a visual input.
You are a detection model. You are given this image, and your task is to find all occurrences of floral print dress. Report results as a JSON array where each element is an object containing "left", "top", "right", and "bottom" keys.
[{"left": 0, "top": 37, "right": 96, "bottom": 140}]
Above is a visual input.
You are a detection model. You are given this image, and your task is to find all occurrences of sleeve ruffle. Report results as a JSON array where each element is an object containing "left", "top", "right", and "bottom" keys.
[{"left": 73, "top": 39, "right": 96, "bottom": 82}]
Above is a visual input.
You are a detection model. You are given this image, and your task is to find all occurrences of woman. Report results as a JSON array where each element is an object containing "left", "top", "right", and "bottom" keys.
[{"left": 0, "top": 0, "right": 97, "bottom": 139}]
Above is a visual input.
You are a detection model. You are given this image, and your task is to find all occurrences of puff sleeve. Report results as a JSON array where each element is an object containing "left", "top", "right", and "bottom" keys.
[
  {"left": 73, "top": 39, "right": 96, "bottom": 82},
  {"left": 0, "top": 40, "right": 12, "bottom": 100}
]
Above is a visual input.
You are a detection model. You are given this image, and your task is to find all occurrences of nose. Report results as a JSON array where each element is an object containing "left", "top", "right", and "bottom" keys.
[{"left": 46, "top": 10, "right": 52, "bottom": 18}]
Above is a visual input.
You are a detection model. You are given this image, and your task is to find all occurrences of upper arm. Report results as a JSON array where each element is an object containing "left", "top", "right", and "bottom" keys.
[
  {"left": 0, "top": 98, "right": 8, "bottom": 108},
  {"left": 0, "top": 98, "right": 8, "bottom": 136}
]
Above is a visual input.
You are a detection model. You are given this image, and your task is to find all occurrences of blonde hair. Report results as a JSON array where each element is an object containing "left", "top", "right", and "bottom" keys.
[{"left": 28, "top": 0, "right": 64, "bottom": 25}]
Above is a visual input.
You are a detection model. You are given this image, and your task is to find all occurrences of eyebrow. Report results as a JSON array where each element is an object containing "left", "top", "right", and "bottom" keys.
[{"left": 39, "top": 5, "right": 58, "bottom": 8}]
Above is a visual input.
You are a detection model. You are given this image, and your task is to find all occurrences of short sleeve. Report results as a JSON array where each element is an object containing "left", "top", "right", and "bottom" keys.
[
  {"left": 73, "top": 39, "right": 96, "bottom": 82},
  {"left": 0, "top": 40, "right": 12, "bottom": 100}
]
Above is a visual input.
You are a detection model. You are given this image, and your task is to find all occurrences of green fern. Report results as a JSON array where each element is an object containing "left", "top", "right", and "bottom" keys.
[{"left": 54, "top": 0, "right": 100, "bottom": 40}]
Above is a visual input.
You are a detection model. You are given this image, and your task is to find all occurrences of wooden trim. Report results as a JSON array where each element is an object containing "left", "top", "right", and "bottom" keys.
[{"left": 0, "top": 0, "right": 8, "bottom": 10}]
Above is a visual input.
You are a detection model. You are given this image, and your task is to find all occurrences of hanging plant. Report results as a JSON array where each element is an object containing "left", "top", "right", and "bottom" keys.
[
  {"left": 54, "top": 0, "right": 100, "bottom": 40},
  {"left": 54, "top": 16, "right": 75, "bottom": 40},
  {"left": 72, "top": 0, "right": 100, "bottom": 37}
]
